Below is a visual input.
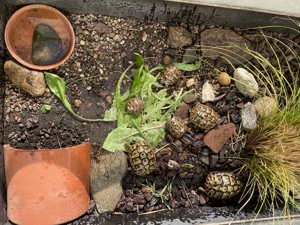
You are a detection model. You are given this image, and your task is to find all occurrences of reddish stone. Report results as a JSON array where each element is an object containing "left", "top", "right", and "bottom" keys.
[
  {"left": 203, "top": 123, "right": 236, "bottom": 153},
  {"left": 174, "top": 102, "right": 189, "bottom": 119}
]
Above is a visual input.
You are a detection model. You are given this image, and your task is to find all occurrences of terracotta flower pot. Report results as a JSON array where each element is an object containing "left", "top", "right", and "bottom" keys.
[
  {"left": 4, "top": 142, "right": 90, "bottom": 225},
  {"left": 4, "top": 4, "right": 75, "bottom": 70}
]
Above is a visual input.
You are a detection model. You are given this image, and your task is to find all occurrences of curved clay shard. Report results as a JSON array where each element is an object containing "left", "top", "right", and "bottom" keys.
[
  {"left": 32, "top": 24, "right": 62, "bottom": 65},
  {"left": 4, "top": 60, "right": 46, "bottom": 96}
]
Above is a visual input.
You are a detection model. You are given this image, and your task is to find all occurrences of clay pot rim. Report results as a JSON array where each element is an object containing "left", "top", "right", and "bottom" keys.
[{"left": 4, "top": 4, "right": 75, "bottom": 70}]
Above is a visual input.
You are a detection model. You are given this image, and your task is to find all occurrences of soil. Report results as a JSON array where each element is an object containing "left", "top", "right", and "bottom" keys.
[{"left": 4, "top": 6, "right": 300, "bottom": 219}]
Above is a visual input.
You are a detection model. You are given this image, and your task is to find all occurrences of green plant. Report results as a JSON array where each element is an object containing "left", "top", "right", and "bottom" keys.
[
  {"left": 143, "top": 178, "right": 174, "bottom": 210},
  {"left": 198, "top": 21, "right": 300, "bottom": 222},
  {"left": 102, "top": 53, "right": 199, "bottom": 152},
  {"left": 43, "top": 72, "right": 105, "bottom": 121}
]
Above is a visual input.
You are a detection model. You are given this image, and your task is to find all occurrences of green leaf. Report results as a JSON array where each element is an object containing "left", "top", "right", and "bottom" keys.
[
  {"left": 102, "top": 54, "right": 195, "bottom": 153},
  {"left": 102, "top": 125, "right": 143, "bottom": 152},
  {"left": 102, "top": 122, "right": 165, "bottom": 152},
  {"left": 135, "top": 53, "right": 144, "bottom": 67},
  {"left": 173, "top": 62, "right": 201, "bottom": 71},
  {"left": 103, "top": 101, "right": 117, "bottom": 121},
  {"left": 44, "top": 72, "right": 104, "bottom": 122},
  {"left": 41, "top": 104, "right": 51, "bottom": 113}
]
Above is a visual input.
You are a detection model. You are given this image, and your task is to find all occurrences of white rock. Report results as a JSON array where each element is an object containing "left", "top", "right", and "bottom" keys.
[
  {"left": 201, "top": 81, "right": 215, "bottom": 103},
  {"left": 253, "top": 96, "right": 277, "bottom": 117},
  {"left": 241, "top": 102, "right": 257, "bottom": 131},
  {"left": 186, "top": 78, "right": 195, "bottom": 87},
  {"left": 234, "top": 68, "right": 258, "bottom": 98}
]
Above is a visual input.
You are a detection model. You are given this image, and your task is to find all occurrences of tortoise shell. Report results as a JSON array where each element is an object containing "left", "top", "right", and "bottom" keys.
[
  {"left": 159, "top": 65, "right": 182, "bottom": 86},
  {"left": 204, "top": 171, "right": 243, "bottom": 199},
  {"left": 125, "top": 98, "right": 144, "bottom": 114},
  {"left": 126, "top": 140, "right": 156, "bottom": 176},
  {"left": 190, "top": 103, "right": 219, "bottom": 131},
  {"left": 166, "top": 116, "right": 187, "bottom": 139}
]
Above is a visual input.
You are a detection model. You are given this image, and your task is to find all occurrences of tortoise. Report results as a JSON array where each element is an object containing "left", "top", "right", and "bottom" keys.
[
  {"left": 158, "top": 64, "right": 182, "bottom": 86},
  {"left": 166, "top": 116, "right": 187, "bottom": 139},
  {"left": 190, "top": 103, "right": 219, "bottom": 131},
  {"left": 125, "top": 98, "right": 144, "bottom": 114},
  {"left": 204, "top": 171, "right": 243, "bottom": 199},
  {"left": 126, "top": 140, "right": 156, "bottom": 176}
]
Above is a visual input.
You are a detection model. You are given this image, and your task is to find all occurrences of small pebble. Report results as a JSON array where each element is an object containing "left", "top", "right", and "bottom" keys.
[
  {"left": 186, "top": 78, "right": 195, "bottom": 87},
  {"left": 74, "top": 99, "right": 82, "bottom": 108},
  {"left": 162, "top": 54, "right": 172, "bottom": 65},
  {"left": 218, "top": 72, "right": 231, "bottom": 86}
]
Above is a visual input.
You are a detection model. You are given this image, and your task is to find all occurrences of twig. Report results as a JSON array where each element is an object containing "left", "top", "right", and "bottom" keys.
[
  {"left": 229, "top": 184, "right": 255, "bottom": 225},
  {"left": 181, "top": 179, "right": 193, "bottom": 207},
  {"left": 138, "top": 208, "right": 167, "bottom": 215}
]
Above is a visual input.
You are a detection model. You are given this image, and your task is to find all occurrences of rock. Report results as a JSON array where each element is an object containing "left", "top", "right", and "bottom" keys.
[
  {"left": 186, "top": 78, "right": 195, "bottom": 88},
  {"left": 210, "top": 154, "right": 219, "bottom": 169},
  {"left": 241, "top": 102, "right": 257, "bottom": 131},
  {"left": 218, "top": 72, "right": 231, "bottom": 86},
  {"left": 166, "top": 26, "right": 193, "bottom": 49},
  {"left": 234, "top": 68, "right": 258, "bottom": 98},
  {"left": 167, "top": 160, "right": 181, "bottom": 170},
  {"left": 174, "top": 101, "right": 189, "bottom": 119},
  {"left": 183, "top": 93, "right": 197, "bottom": 103},
  {"left": 93, "top": 21, "right": 112, "bottom": 33},
  {"left": 90, "top": 150, "right": 128, "bottom": 214},
  {"left": 201, "top": 81, "right": 215, "bottom": 103},
  {"left": 32, "top": 24, "right": 62, "bottom": 65},
  {"left": 183, "top": 48, "right": 198, "bottom": 63},
  {"left": 203, "top": 123, "right": 236, "bottom": 153},
  {"left": 199, "top": 148, "right": 210, "bottom": 165},
  {"left": 253, "top": 96, "right": 276, "bottom": 117},
  {"left": 200, "top": 28, "right": 253, "bottom": 65},
  {"left": 4, "top": 60, "right": 46, "bottom": 96},
  {"left": 162, "top": 54, "right": 172, "bottom": 65}
]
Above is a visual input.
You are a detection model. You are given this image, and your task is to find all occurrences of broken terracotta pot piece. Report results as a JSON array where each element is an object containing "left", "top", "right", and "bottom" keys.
[{"left": 4, "top": 142, "right": 90, "bottom": 225}]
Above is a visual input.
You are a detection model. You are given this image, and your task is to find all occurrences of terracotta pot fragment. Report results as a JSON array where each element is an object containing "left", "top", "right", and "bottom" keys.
[{"left": 4, "top": 142, "right": 90, "bottom": 225}]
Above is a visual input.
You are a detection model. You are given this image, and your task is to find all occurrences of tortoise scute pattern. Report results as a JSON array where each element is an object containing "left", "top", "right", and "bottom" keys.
[
  {"left": 159, "top": 65, "right": 182, "bottom": 86},
  {"left": 204, "top": 171, "right": 243, "bottom": 199},
  {"left": 167, "top": 116, "right": 187, "bottom": 139},
  {"left": 125, "top": 98, "right": 144, "bottom": 114},
  {"left": 128, "top": 140, "right": 156, "bottom": 176},
  {"left": 190, "top": 103, "right": 219, "bottom": 131}
]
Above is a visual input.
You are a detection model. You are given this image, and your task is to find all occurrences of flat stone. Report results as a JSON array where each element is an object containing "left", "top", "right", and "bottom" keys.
[
  {"left": 4, "top": 60, "right": 46, "bottom": 96},
  {"left": 234, "top": 68, "right": 258, "bottom": 98},
  {"left": 201, "top": 80, "right": 215, "bottom": 103},
  {"left": 174, "top": 101, "right": 189, "bottom": 119},
  {"left": 183, "top": 93, "right": 197, "bottom": 104},
  {"left": 166, "top": 26, "right": 193, "bottom": 49},
  {"left": 241, "top": 102, "right": 257, "bottom": 131},
  {"left": 32, "top": 24, "right": 62, "bottom": 65},
  {"left": 199, "top": 148, "right": 210, "bottom": 165},
  {"left": 200, "top": 28, "right": 253, "bottom": 65},
  {"left": 90, "top": 150, "right": 128, "bottom": 214},
  {"left": 203, "top": 123, "right": 236, "bottom": 153},
  {"left": 183, "top": 48, "right": 198, "bottom": 63}
]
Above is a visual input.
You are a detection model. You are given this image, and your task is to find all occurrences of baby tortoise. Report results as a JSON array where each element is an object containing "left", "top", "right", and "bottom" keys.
[
  {"left": 125, "top": 98, "right": 144, "bottom": 114},
  {"left": 166, "top": 116, "right": 187, "bottom": 139},
  {"left": 126, "top": 140, "right": 156, "bottom": 176},
  {"left": 159, "top": 64, "right": 182, "bottom": 86},
  {"left": 190, "top": 103, "right": 219, "bottom": 131},
  {"left": 204, "top": 171, "right": 243, "bottom": 199}
]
